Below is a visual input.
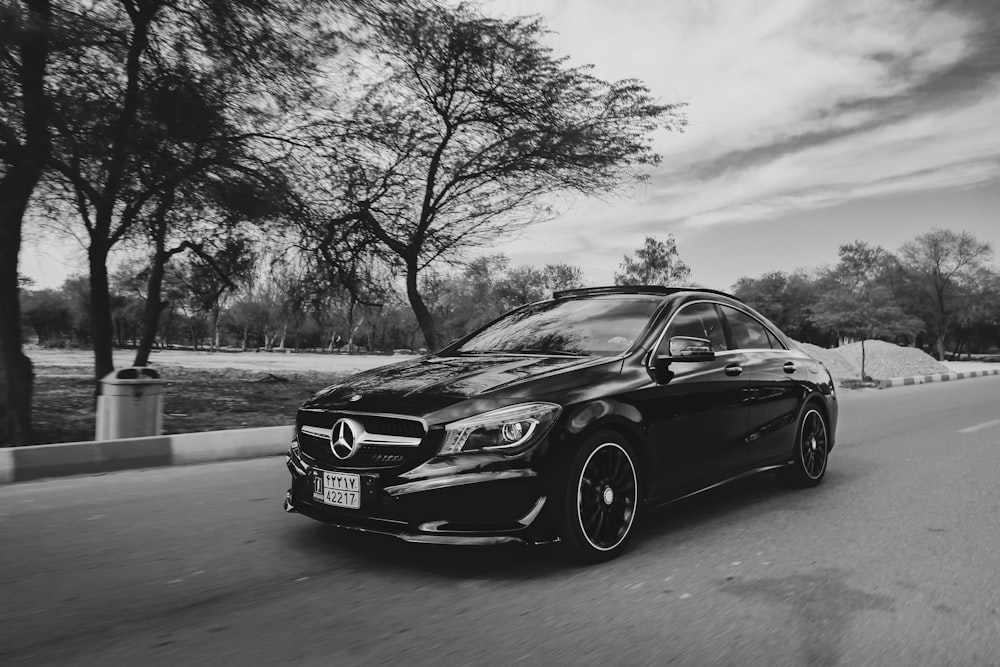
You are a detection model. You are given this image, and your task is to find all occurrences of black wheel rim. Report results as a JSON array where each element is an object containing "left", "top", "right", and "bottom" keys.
[
  {"left": 800, "top": 410, "right": 828, "bottom": 479},
  {"left": 577, "top": 443, "right": 637, "bottom": 551}
]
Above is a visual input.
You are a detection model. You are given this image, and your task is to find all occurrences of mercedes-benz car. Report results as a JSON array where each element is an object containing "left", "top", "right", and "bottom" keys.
[{"left": 284, "top": 286, "right": 838, "bottom": 561}]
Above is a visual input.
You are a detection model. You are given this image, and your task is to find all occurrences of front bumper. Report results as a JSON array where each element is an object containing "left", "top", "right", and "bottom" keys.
[{"left": 284, "top": 445, "right": 557, "bottom": 546}]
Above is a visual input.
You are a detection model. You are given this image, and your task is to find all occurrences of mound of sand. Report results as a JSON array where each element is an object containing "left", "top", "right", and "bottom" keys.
[
  {"left": 838, "top": 340, "right": 949, "bottom": 380},
  {"left": 795, "top": 342, "right": 858, "bottom": 381},
  {"left": 795, "top": 340, "right": 949, "bottom": 382}
]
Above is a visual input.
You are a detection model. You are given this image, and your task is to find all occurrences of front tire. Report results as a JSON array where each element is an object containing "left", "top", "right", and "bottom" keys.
[
  {"left": 559, "top": 431, "right": 641, "bottom": 563},
  {"left": 780, "top": 405, "right": 829, "bottom": 487}
]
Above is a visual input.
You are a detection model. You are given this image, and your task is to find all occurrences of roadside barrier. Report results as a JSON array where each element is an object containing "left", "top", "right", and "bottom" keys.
[{"left": 0, "top": 425, "right": 293, "bottom": 485}]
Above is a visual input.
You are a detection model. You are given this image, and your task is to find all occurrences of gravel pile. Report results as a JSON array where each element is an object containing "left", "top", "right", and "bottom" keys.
[
  {"left": 795, "top": 342, "right": 858, "bottom": 381},
  {"left": 795, "top": 339, "right": 949, "bottom": 382},
  {"left": 838, "top": 340, "right": 949, "bottom": 380}
]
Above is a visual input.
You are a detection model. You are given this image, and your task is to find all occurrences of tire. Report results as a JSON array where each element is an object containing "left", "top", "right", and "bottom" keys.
[
  {"left": 779, "top": 404, "right": 829, "bottom": 488},
  {"left": 559, "top": 431, "right": 641, "bottom": 563}
]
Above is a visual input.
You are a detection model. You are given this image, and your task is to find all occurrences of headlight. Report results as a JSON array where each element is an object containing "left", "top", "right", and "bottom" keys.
[{"left": 439, "top": 402, "right": 562, "bottom": 455}]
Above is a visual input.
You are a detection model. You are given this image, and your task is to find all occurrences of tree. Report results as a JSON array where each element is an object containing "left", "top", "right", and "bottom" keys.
[
  {"left": 614, "top": 235, "right": 691, "bottom": 286},
  {"left": 38, "top": 0, "right": 331, "bottom": 386},
  {"left": 810, "top": 241, "right": 923, "bottom": 379},
  {"left": 21, "top": 287, "right": 71, "bottom": 344},
  {"left": 0, "top": 0, "right": 53, "bottom": 444},
  {"left": 896, "top": 229, "right": 996, "bottom": 360},
  {"left": 310, "top": 2, "right": 685, "bottom": 349},
  {"left": 733, "top": 270, "right": 833, "bottom": 346},
  {"left": 543, "top": 264, "right": 585, "bottom": 292}
]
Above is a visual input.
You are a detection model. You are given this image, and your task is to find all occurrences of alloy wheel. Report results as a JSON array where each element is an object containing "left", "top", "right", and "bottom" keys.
[
  {"left": 576, "top": 442, "right": 638, "bottom": 552},
  {"left": 799, "top": 409, "right": 828, "bottom": 480}
]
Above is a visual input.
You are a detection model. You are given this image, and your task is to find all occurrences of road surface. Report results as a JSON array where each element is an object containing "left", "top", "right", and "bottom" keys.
[{"left": 2, "top": 377, "right": 1000, "bottom": 665}]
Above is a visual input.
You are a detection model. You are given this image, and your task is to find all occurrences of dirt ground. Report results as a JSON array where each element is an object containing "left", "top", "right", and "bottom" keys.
[{"left": 27, "top": 349, "right": 413, "bottom": 445}]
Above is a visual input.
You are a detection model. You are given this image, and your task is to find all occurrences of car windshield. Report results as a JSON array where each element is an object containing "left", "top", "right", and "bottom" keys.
[{"left": 453, "top": 295, "right": 663, "bottom": 357}]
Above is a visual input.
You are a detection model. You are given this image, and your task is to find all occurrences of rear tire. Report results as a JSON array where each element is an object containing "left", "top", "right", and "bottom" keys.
[
  {"left": 559, "top": 431, "right": 641, "bottom": 563},
  {"left": 779, "top": 405, "right": 829, "bottom": 488}
]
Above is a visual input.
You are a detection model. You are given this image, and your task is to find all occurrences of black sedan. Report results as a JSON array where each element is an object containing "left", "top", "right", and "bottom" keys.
[{"left": 284, "top": 285, "right": 838, "bottom": 561}]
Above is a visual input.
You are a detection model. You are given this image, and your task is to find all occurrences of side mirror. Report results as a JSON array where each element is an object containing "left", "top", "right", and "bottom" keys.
[
  {"left": 667, "top": 336, "right": 715, "bottom": 360},
  {"left": 651, "top": 336, "right": 716, "bottom": 384}
]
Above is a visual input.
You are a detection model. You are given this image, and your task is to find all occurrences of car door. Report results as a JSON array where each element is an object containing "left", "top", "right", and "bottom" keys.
[
  {"left": 640, "top": 302, "right": 751, "bottom": 497},
  {"left": 719, "top": 305, "right": 805, "bottom": 467}
]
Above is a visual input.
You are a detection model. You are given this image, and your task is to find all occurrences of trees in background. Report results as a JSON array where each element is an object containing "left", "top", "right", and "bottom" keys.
[
  {"left": 614, "top": 235, "right": 691, "bottom": 286},
  {"left": 733, "top": 232, "right": 1000, "bottom": 360},
  {"left": 732, "top": 270, "right": 827, "bottom": 344},
  {"left": 38, "top": 0, "right": 331, "bottom": 386},
  {"left": 896, "top": 229, "right": 996, "bottom": 360},
  {"left": 17, "top": 253, "right": 587, "bottom": 354},
  {"left": 308, "top": 2, "right": 684, "bottom": 349},
  {"left": 809, "top": 242, "right": 923, "bottom": 378}
]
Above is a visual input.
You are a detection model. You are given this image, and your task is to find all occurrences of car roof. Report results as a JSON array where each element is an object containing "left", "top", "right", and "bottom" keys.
[{"left": 552, "top": 285, "right": 741, "bottom": 302}]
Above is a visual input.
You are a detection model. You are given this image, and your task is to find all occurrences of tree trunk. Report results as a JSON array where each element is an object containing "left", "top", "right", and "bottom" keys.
[
  {"left": 860, "top": 339, "right": 867, "bottom": 380},
  {"left": 88, "top": 240, "right": 116, "bottom": 385},
  {"left": 0, "top": 175, "right": 38, "bottom": 445},
  {"left": 935, "top": 334, "right": 946, "bottom": 362},
  {"left": 212, "top": 306, "right": 222, "bottom": 351},
  {"left": 0, "top": 0, "right": 53, "bottom": 445},
  {"left": 133, "top": 252, "right": 168, "bottom": 367},
  {"left": 405, "top": 260, "right": 439, "bottom": 351}
]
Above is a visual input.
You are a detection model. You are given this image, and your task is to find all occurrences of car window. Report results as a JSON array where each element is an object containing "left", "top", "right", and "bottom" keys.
[
  {"left": 720, "top": 305, "right": 783, "bottom": 350},
  {"left": 455, "top": 295, "right": 663, "bottom": 357},
  {"left": 658, "top": 302, "right": 727, "bottom": 354}
]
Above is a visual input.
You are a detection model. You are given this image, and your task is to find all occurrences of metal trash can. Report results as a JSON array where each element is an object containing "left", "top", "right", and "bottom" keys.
[{"left": 96, "top": 367, "right": 165, "bottom": 440}]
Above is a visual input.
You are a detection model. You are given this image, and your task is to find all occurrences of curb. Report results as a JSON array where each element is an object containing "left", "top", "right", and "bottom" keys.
[
  {"left": 878, "top": 368, "right": 1000, "bottom": 389},
  {"left": 0, "top": 425, "right": 294, "bottom": 485}
]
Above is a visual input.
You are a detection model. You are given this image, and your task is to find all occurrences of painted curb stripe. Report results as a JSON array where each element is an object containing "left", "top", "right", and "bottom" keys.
[
  {"left": 878, "top": 368, "right": 1000, "bottom": 389},
  {"left": 0, "top": 448, "right": 13, "bottom": 485}
]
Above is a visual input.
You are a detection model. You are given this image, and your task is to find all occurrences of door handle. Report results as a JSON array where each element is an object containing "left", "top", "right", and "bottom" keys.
[
  {"left": 724, "top": 364, "right": 743, "bottom": 377},
  {"left": 783, "top": 362, "right": 797, "bottom": 374}
]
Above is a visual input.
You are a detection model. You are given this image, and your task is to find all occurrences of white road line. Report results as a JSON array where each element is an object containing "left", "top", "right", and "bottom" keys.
[{"left": 958, "top": 418, "right": 1000, "bottom": 434}]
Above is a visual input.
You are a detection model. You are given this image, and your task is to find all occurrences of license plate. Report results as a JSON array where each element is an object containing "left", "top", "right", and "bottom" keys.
[{"left": 312, "top": 470, "right": 361, "bottom": 509}]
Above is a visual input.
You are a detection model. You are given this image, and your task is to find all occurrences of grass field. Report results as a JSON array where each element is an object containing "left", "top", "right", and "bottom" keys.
[{"left": 28, "top": 349, "right": 413, "bottom": 445}]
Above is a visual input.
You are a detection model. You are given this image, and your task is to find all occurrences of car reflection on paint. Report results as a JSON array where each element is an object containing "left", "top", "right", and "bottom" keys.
[{"left": 284, "top": 285, "right": 838, "bottom": 562}]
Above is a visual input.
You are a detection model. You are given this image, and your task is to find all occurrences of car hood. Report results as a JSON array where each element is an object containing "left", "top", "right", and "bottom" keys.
[{"left": 301, "top": 354, "right": 600, "bottom": 413}]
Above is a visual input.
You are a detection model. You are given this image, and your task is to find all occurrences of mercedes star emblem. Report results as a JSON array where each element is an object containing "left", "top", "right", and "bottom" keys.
[{"left": 330, "top": 418, "right": 363, "bottom": 459}]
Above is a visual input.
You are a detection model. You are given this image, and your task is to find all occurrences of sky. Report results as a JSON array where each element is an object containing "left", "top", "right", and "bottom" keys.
[
  {"left": 20, "top": 0, "right": 1000, "bottom": 292},
  {"left": 477, "top": 0, "right": 1000, "bottom": 290}
]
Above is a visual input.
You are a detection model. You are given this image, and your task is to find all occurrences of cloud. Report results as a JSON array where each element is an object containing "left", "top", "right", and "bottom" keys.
[
  {"left": 484, "top": 0, "right": 1000, "bottom": 226},
  {"left": 478, "top": 0, "right": 1000, "bottom": 285}
]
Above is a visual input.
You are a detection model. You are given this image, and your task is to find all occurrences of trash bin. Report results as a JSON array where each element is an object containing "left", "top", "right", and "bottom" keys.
[{"left": 96, "top": 367, "right": 165, "bottom": 440}]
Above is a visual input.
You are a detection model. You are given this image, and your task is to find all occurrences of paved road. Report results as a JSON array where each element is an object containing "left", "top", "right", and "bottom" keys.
[{"left": 2, "top": 378, "right": 1000, "bottom": 666}]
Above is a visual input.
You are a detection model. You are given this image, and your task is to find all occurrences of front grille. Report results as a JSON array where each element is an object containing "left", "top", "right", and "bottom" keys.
[
  {"left": 297, "top": 411, "right": 428, "bottom": 472},
  {"left": 358, "top": 416, "right": 424, "bottom": 438}
]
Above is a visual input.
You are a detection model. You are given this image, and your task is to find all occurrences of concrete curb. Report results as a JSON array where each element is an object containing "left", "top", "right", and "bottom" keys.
[
  {"left": 878, "top": 368, "right": 1000, "bottom": 389},
  {"left": 2, "top": 424, "right": 293, "bottom": 485}
]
